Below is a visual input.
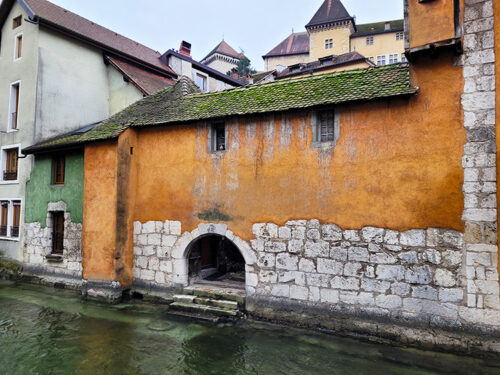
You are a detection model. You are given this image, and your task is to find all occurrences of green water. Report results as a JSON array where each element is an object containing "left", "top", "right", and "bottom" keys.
[{"left": 0, "top": 281, "right": 499, "bottom": 375}]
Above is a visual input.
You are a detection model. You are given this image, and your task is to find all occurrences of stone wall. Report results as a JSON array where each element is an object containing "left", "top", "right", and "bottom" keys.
[
  {"left": 461, "top": 0, "right": 500, "bottom": 311},
  {"left": 132, "top": 220, "right": 182, "bottom": 287},
  {"left": 23, "top": 201, "right": 82, "bottom": 283},
  {"left": 249, "top": 221, "right": 471, "bottom": 324}
]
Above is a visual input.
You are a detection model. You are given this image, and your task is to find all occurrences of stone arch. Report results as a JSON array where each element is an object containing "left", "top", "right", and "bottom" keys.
[{"left": 171, "top": 223, "right": 256, "bottom": 289}]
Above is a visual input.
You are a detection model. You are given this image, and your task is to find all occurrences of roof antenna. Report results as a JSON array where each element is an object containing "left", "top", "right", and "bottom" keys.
[
  {"left": 292, "top": 27, "right": 294, "bottom": 34},
  {"left": 222, "top": 33, "right": 224, "bottom": 41}
]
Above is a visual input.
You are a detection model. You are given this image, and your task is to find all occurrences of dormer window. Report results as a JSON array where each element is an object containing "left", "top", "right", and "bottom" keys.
[{"left": 13, "top": 16, "right": 22, "bottom": 29}]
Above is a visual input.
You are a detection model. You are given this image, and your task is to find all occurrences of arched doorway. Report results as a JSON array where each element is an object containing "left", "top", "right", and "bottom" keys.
[{"left": 187, "top": 234, "right": 245, "bottom": 285}]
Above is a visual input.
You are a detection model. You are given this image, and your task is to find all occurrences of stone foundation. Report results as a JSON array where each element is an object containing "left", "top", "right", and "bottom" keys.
[{"left": 23, "top": 201, "right": 82, "bottom": 285}]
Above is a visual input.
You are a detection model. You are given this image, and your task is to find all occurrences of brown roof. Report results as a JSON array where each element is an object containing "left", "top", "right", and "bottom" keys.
[
  {"left": 263, "top": 32, "right": 310, "bottom": 58},
  {"left": 306, "top": 0, "right": 353, "bottom": 28},
  {"left": 202, "top": 40, "right": 243, "bottom": 61},
  {"left": 0, "top": 0, "right": 175, "bottom": 77},
  {"left": 106, "top": 57, "right": 175, "bottom": 95},
  {"left": 277, "top": 51, "right": 371, "bottom": 79}
]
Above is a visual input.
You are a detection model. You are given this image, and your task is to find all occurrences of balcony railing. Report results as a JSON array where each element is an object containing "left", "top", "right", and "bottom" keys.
[
  {"left": 10, "top": 226, "right": 19, "bottom": 238},
  {"left": 11, "top": 112, "right": 17, "bottom": 130},
  {"left": 0, "top": 226, "right": 7, "bottom": 236},
  {"left": 3, "top": 170, "right": 17, "bottom": 181}
]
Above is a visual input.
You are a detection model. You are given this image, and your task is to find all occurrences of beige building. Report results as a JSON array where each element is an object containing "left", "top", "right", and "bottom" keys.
[
  {"left": 200, "top": 40, "right": 245, "bottom": 75},
  {"left": 263, "top": 0, "right": 405, "bottom": 72}
]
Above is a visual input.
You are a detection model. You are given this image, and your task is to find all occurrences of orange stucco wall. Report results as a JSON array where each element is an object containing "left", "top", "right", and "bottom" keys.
[
  {"left": 408, "top": 0, "right": 457, "bottom": 48},
  {"left": 126, "top": 52, "right": 464, "bottom": 242},
  {"left": 82, "top": 141, "right": 118, "bottom": 281}
]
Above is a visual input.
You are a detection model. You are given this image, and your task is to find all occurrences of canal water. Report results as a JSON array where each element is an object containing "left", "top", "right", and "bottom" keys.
[{"left": 0, "top": 281, "right": 499, "bottom": 375}]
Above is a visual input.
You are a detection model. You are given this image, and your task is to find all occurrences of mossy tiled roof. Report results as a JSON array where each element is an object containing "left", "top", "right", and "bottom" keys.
[{"left": 24, "top": 64, "right": 417, "bottom": 153}]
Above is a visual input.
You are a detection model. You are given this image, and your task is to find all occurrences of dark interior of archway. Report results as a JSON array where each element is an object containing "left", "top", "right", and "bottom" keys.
[{"left": 188, "top": 235, "right": 245, "bottom": 284}]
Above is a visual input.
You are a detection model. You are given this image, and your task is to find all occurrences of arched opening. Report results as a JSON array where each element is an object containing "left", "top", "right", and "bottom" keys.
[{"left": 187, "top": 234, "right": 245, "bottom": 286}]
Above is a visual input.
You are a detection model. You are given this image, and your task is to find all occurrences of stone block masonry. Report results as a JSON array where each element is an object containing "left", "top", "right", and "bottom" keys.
[
  {"left": 132, "top": 217, "right": 499, "bottom": 332},
  {"left": 462, "top": 0, "right": 500, "bottom": 312},
  {"left": 23, "top": 201, "right": 82, "bottom": 284}
]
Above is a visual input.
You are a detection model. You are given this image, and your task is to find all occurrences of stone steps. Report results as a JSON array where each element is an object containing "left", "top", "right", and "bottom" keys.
[
  {"left": 169, "top": 301, "right": 239, "bottom": 317},
  {"left": 183, "top": 285, "right": 246, "bottom": 305}
]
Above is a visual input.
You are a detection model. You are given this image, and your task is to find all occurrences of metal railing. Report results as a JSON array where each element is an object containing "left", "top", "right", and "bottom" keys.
[
  {"left": 0, "top": 226, "right": 7, "bottom": 236},
  {"left": 10, "top": 226, "right": 19, "bottom": 238},
  {"left": 3, "top": 170, "right": 17, "bottom": 181}
]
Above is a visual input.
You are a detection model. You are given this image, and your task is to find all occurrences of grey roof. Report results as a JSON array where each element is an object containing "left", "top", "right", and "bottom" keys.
[{"left": 306, "top": 0, "right": 353, "bottom": 28}]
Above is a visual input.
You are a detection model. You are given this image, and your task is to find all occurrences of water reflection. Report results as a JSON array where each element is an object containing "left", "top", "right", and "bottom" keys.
[{"left": 0, "top": 281, "right": 499, "bottom": 375}]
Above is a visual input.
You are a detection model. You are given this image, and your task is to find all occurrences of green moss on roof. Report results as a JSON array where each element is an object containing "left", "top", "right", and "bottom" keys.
[
  {"left": 355, "top": 20, "right": 404, "bottom": 35},
  {"left": 25, "top": 64, "right": 417, "bottom": 153}
]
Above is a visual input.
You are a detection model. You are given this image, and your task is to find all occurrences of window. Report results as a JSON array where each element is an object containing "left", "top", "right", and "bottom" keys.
[
  {"left": 376, "top": 55, "right": 386, "bottom": 66},
  {"left": 11, "top": 201, "right": 20, "bottom": 238},
  {"left": 0, "top": 199, "right": 22, "bottom": 239},
  {"left": 389, "top": 54, "right": 399, "bottom": 64},
  {"left": 366, "top": 37, "right": 374, "bottom": 45},
  {"left": 401, "top": 53, "right": 407, "bottom": 63},
  {"left": 52, "top": 156, "right": 65, "bottom": 185},
  {"left": 325, "top": 38, "right": 333, "bottom": 49},
  {"left": 14, "top": 33, "right": 22, "bottom": 60},
  {"left": 209, "top": 123, "right": 226, "bottom": 152},
  {"left": 0, "top": 202, "right": 8, "bottom": 236},
  {"left": 9, "top": 82, "right": 20, "bottom": 130},
  {"left": 52, "top": 212, "right": 64, "bottom": 254},
  {"left": 195, "top": 73, "right": 207, "bottom": 92},
  {"left": 396, "top": 32, "right": 404, "bottom": 41},
  {"left": 312, "top": 110, "right": 338, "bottom": 147},
  {"left": 13, "top": 16, "right": 22, "bottom": 29},
  {"left": 4, "top": 148, "right": 18, "bottom": 181}
]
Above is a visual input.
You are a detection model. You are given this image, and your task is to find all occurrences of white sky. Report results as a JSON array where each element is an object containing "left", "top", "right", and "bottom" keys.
[{"left": 45, "top": 0, "right": 404, "bottom": 71}]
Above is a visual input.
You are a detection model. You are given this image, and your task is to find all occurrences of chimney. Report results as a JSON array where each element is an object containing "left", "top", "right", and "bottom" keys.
[
  {"left": 384, "top": 22, "right": 391, "bottom": 31},
  {"left": 231, "top": 68, "right": 239, "bottom": 79},
  {"left": 179, "top": 41, "right": 191, "bottom": 57}
]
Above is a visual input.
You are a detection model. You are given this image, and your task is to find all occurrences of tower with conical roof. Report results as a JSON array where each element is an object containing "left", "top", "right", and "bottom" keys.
[
  {"left": 201, "top": 40, "right": 245, "bottom": 75},
  {"left": 305, "top": 0, "right": 355, "bottom": 60}
]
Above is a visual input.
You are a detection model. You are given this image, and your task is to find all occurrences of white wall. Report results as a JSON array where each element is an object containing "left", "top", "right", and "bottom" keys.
[{"left": 107, "top": 65, "right": 144, "bottom": 115}]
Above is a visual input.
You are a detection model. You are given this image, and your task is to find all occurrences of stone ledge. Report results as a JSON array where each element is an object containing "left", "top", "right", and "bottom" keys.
[{"left": 246, "top": 295, "right": 500, "bottom": 356}]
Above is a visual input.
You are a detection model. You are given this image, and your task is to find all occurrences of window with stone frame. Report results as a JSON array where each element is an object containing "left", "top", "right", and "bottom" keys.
[
  {"left": 317, "top": 110, "right": 335, "bottom": 142},
  {"left": 209, "top": 123, "right": 226, "bottom": 152},
  {"left": 3, "top": 148, "right": 18, "bottom": 181}
]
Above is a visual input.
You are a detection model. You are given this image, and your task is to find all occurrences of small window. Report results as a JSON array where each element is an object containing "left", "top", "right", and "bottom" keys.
[
  {"left": 376, "top": 55, "right": 386, "bottom": 66},
  {"left": 0, "top": 202, "right": 8, "bottom": 236},
  {"left": 389, "top": 54, "right": 399, "bottom": 64},
  {"left": 11, "top": 201, "right": 20, "bottom": 238},
  {"left": 318, "top": 111, "right": 335, "bottom": 142},
  {"left": 13, "top": 16, "right": 22, "bottom": 29},
  {"left": 195, "top": 73, "right": 207, "bottom": 92},
  {"left": 396, "top": 32, "right": 404, "bottom": 41},
  {"left": 209, "top": 123, "right": 226, "bottom": 152},
  {"left": 4, "top": 148, "right": 18, "bottom": 181},
  {"left": 324, "top": 38, "right": 333, "bottom": 49},
  {"left": 366, "top": 37, "right": 374, "bottom": 46},
  {"left": 52, "top": 212, "right": 64, "bottom": 254},
  {"left": 9, "top": 82, "right": 20, "bottom": 130},
  {"left": 401, "top": 53, "right": 407, "bottom": 63},
  {"left": 14, "top": 34, "right": 22, "bottom": 60},
  {"left": 52, "top": 156, "right": 65, "bottom": 185}
]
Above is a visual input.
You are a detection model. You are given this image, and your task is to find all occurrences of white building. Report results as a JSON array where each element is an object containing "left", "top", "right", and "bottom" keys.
[{"left": 0, "top": 0, "right": 177, "bottom": 261}]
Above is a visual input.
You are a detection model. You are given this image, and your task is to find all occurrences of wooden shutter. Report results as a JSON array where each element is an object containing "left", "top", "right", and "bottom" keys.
[
  {"left": 1, "top": 203, "right": 8, "bottom": 236},
  {"left": 11, "top": 201, "right": 20, "bottom": 237},
  {"left": 52, "top": 156, "right": 65, "bottom": 185},
  {"left": 52, "top": 212, "right": 64, "bottom": 254},
  {"left": 17, "top": 35, "right": 22, "bottom": 59}
]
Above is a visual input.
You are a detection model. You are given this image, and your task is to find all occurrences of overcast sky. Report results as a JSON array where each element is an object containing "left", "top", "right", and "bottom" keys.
[{"left": 46, "top": 0, "right": 404, "bottom": 71}]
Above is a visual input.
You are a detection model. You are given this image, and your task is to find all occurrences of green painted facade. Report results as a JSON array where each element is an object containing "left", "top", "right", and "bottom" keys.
[{"left": 25, "top": 151, "right": 84, "bottom": 226}]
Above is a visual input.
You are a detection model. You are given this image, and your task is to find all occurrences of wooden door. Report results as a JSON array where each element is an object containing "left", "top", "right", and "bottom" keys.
[{"left": 52, "top": 212, "right": 64, "bottom": 254}]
